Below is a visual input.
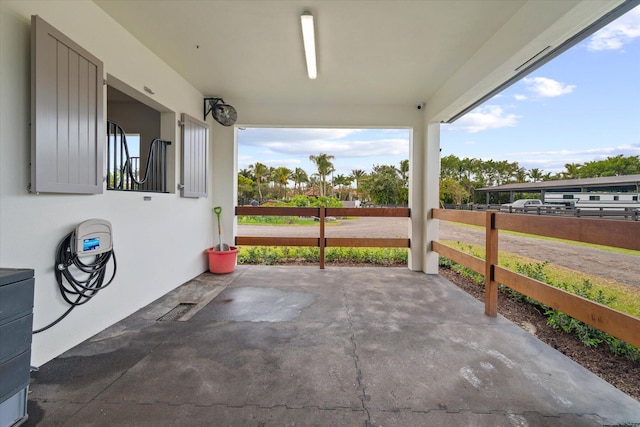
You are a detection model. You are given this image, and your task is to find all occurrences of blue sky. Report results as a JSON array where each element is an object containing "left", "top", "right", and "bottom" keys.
[{"left": 238, "top": 6, "right": 640, "bottom": 177}]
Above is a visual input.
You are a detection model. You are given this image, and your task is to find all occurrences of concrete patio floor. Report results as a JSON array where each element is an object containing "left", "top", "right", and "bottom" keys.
[{"left": 25, "top": 265, "right": 640, "bottom": 426}]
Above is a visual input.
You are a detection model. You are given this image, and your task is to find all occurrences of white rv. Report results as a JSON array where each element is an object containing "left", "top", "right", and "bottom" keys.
[{"left": 544, "top": 192, "right": 640, "bottom": 210}]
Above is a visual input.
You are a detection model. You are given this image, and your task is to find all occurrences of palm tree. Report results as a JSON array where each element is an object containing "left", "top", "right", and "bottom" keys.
[
  {"left": 266, "top": 166, "right": 277, "bottom": 198},
  {"left": 528, "top": 168, "right": 544, "bottom": 182},
  {"left": 238, "top": 168, "right": 253, "bottom": 179},
  {"left": 274, "top": 166, "right": 292, "bottom": 199},
  {"left": 398, "top": 159, "right": 409, "bottom": 187},
  {"left": 333, "top": 174, "right": 352, "bottom": 200},
  {"left": 291, "top": 167, "right": 309, "bottom": 194},
  {"left": 249, "top": 162, "right": 268, "bottom": 199},
  {"left": 350, "top": 169, "right": 366, "bottom": 198},
  {"left": 309, "top": 153, "right": 335, "bottom": 197},
  {"left": 514, "top": 167, "right": 528, "bottom": 183},
  {"left": 563, "top": 163, "right": 581, "bottom": 179},
  {"left": 308, "top": 174, "right": 321, "bottom": 196}
]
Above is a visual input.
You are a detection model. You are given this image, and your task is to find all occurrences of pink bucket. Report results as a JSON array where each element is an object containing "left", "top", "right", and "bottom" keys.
[{"left": 205, "top": 246, "right": 239, "bottom": 274}]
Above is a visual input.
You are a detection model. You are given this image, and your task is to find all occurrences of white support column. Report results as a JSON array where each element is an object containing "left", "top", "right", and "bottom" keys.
[
  {"left": 210, "top": 124, "right": 237, "bottom": 246},
  {"left": 424, "top": 123, "right": 440, "bottom": 274},
  {"left": 408, "top": 126, "right": 424, "bottom": 272}
]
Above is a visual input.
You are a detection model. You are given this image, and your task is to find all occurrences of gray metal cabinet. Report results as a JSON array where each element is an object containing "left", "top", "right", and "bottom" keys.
[{"left": 0, "top": 269, "right": 34, "bottom": 427}]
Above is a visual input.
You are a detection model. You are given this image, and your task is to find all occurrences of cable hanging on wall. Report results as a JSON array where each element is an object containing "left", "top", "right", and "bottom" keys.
[{"left": 33, "top": 219, "right": 117, "bottom": 334}]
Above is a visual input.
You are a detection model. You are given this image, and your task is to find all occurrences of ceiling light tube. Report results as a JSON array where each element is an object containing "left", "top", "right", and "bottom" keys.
[{"left": 301, "top": 11, "right": 317, "bottom": 79}]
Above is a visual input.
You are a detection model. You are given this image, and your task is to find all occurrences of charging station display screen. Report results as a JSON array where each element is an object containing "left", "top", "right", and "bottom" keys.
[{"left": 83, "top": 237, "right": 100, "bottom": 252}]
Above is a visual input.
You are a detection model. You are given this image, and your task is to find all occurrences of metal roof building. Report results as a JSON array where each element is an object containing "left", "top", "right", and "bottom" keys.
[{"left": 477, "top": 174, "right": 640, "bottom": 203}]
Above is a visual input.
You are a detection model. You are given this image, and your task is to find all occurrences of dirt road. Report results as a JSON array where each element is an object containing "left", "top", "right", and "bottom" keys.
[{"left": 238, "top": 217, "right": 640, "bottom": 289}]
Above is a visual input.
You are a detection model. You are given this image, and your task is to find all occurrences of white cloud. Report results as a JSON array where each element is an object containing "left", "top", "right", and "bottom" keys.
[
  {"left": 444, "top": 105, "right": 519, "bottom": 133},
  {"left": 238, "top": 128, "right": 411, "bottom": 174},
  {"left": 522, "top": 77, "right": 576, "bottom": 98},
  {"left": 513, "top": 94, "right": 527, "bottom": 101},
  {"left": 586, "top": 6, "right": 640, "bottom": 51},
  {"left": 240, "top": 128, "right": 408, "bottom": 158},
  {"left": 506, "top": 144, "right": 640, "bottom": 159},
  {"left": 500, "top": 143, "right": 640, "bottom": 172},
  {"left": 258, "top": 138, "right": 409, "bottom": 159},
  {"left": 239, "top": 128, "right": 361, "bottom": 146}
]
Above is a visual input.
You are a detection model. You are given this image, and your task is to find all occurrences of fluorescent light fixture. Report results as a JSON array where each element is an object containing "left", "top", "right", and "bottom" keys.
[{"left": 300, "top": 11, "right": 317, "bottom": 79}]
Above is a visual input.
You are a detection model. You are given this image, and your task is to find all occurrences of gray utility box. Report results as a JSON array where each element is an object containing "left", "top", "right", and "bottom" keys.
[{"left": 0, "top": 269, "right": 34, "bottom": 427}]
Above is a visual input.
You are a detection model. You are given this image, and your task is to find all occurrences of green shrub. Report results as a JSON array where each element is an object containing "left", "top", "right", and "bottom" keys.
[{"left": 238, "top": 246, "right": 407, "bottom": 266}]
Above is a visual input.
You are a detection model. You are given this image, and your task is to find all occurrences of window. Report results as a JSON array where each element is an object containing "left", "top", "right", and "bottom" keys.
[
  {"left": 106, "top": 86, "right": 172, "bottom": 193},
  {"left": 613, "top": 195, "right": 619, "bottom": 201},
  {"left": 589, "top": 195, "right": 600, "bottom": 201},
  {"left": 563, "top": 195, "right": 574, "bottom": 199}
]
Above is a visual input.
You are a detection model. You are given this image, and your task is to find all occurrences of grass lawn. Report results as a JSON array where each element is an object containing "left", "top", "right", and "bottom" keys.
[{"left": 440, "top": 239, "right": 640, "bottom": 318}]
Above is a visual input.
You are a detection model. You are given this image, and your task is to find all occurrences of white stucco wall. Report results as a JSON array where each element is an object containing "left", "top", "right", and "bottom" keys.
[{"left": 1, "top": 1, "right": 213, "bottom": 365}]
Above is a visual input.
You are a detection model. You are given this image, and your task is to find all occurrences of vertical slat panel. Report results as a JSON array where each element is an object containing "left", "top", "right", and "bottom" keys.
[
  {"left": 68, "top": 49, "right": 79, "bottom": 185},
  {"left": 183, "top": 121, "right": 192, "bottom": 192},
  {"left": 187, "top": 122, "right": 194, "bottom": 192},
  {"left": 31, "top": 15, "right": 103, "bottom": 194},
  {"left": 34, "top": 30, "right": 58, "bottom": 188},
  {"left": 56, "top": 42, "right": 69, "bottom": 184},
  {"left": 181, "top": 113, "right": 209, "bottom": 198},
  {"left": 87, "top": 61, "right": 100, "bottom": 188},
  {"left": 196, "top": 122, "right": 202, "bottom": 192},
  {"left": 78, "top": 56, "right": 89, "bottom": 185},
  {"left": 197, "top": 121, "right": 205, "bottom": 193},
  {"left": 195, "top": 123, "right": 202, "bottom": 193}
]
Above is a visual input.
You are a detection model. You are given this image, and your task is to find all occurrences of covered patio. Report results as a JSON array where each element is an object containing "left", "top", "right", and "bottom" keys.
[
  {"left": 25, "top": 266, "right": 640, "bottom": 426},
  {"left": 2, "top": 2, "right": 640, "bottom": 424}
]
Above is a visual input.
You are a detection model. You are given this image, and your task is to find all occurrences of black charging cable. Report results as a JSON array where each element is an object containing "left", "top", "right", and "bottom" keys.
[{"left": 33, "top": 231, "right": 117, "bottom": 334}]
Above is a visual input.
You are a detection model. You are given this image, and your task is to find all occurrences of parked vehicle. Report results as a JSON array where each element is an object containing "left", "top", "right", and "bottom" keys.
[{"left": 500, "top": 199, "right": 545, "bottom": 211}]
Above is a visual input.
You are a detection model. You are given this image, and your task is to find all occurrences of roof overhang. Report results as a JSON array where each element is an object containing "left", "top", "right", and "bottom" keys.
[{"left": 94, "top": 0, "right": 638, "bottom": 122}]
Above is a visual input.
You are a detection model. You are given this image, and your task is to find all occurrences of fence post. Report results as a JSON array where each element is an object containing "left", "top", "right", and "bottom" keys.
[
  {"left": 485, "top": 211, "right": 498, "bottom": 316},
  {"left": 319, "top": 206, "right": 325, "bottom": 269}
]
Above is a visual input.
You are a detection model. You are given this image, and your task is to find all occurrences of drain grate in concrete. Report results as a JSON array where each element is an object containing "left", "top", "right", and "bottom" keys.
[{"left": 157, "top": 303, "right": 196, "bottom": 321}]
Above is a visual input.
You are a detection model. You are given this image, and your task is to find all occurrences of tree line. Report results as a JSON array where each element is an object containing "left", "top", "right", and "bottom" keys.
[
  {"left": 440, "top": 154, "right": 640, "bottom": 204},
  {"left": 238, "top": 153, "right": 409, "bottom": 206},
  {"left": 238, "top": 152, "right": 639, "bottom": 206}
]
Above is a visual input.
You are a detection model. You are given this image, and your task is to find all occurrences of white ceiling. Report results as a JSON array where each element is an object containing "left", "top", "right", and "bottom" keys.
[{"left": 94, "top": 0, "right": 628, "bottom": 120}]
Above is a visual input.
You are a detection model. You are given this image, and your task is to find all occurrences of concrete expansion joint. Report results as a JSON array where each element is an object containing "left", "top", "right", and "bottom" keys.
[{"left": 342, "top": 286, "right": 372, "bottom": 423}]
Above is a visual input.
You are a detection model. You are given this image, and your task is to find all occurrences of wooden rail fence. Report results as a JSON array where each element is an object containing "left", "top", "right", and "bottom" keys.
[
  {"left": 431, "top": 208, "right": 640, "bottom": 348},
  {"left": 235, "top": 206, "right": 410, "bottom": 269},
  {"left": 444, "top": 204, "right": 639, "bottom": 221}
]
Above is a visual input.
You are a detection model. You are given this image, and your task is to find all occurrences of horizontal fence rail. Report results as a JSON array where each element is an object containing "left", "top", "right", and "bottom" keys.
[
  {"left": 431, "top": 208, "right": 640, "bottom": 348},
  {"left": 444, "top": 204, "right": 639, "bottom": 221},
  {"left": 235, "top": 206, "right": 410, "bottom": 269}
]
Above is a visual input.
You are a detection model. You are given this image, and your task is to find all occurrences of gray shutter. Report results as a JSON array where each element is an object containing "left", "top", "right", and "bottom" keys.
[
  {"left": 180, "top": 113, "right": 209, "bottom": 198},
  {"left": 31, "top": 15, "right": 104, "bottom": 194}
]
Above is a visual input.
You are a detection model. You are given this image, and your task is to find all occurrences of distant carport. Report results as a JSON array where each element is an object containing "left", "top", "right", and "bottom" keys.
[{"left": 477, "top": 174, "right": 640, "bottom": 204}]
